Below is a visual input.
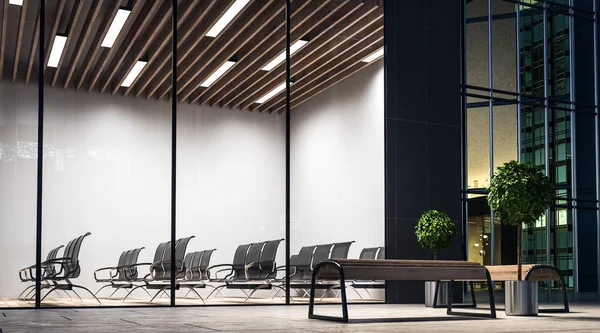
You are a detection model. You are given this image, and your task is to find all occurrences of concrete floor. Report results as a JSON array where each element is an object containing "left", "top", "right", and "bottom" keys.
[{"left": 1, "top": 303, "right": 599, "bottom": 332}]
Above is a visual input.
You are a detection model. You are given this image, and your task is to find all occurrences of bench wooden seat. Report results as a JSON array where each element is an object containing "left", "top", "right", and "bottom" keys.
[
  {"left": 484, "top": 264, "right": 569, "bottom": 313},
  {"left": 308, "top": 259, "right": 496, "bottom": 322}
]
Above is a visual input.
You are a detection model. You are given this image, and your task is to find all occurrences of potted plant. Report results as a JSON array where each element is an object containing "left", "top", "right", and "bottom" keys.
[
  {"left": 487, "top": 160, "right": 552, "bottom": 316},
  {"left": 415, "top": 210, "right": 456, "bottom": 307}
]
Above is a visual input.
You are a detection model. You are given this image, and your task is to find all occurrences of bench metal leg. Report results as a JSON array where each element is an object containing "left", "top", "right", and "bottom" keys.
[
  {"left": 525, "top": 265, "right": 570, "bottom": 313},
  {"left": 446, "top": 270, "right": 496, "bottom": 318},
  {"left": 433, "top": 280, "right": 476, "bottom": 308},
  {"left": 308, "top": 262, "right": 349, "bottom": 322}
]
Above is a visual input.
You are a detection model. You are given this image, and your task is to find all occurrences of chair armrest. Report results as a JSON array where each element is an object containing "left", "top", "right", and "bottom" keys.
[
  {"left": 207, "top": 264, "right": 233, "bottom": 279},
  {"left": 94, "top": 266, "right": 118, "bottom": 281}
]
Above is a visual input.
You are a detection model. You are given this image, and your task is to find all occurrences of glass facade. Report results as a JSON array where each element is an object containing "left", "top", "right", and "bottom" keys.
[
  {"left": 464, "top": 0, "right": 599, "bottom": 296},
  {"left": 0, "top": 0, "right": 385, "bottom": 308}
]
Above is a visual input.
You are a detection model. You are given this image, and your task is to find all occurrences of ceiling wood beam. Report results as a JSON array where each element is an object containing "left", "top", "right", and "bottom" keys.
[
  {"left": 121, "top": 0, "right": 202, "bottom": 96},
  {"left": 141, "top": 0, "right": 230, "bottom": 99},
  {"left": 76, "top": 0, "right": 121, "bottom": 90},
  {"left": 274, "top": 45, "right": 383, "bottom": 114},
  {"left": 12, "top": 0, "right": 28, "bottom": 83},
  {"left": 51, "top": 0, "right": 85, "bottom": 87},
  {"left": 64, "top": 0, "right": 103, "bottom": 89},
  {"left": 215, "top": 0, "right": 353, "bottom": 109},
  {"left": 177, "top": 0, "right": 284, "bottom": 103},
  {"left": 191, "top": 0, "right": 313, "bottom": 106},
  {"left": 87, "top": 0, "right": 147, "bottom": 92},
  {"left": 101, "top": 0, "right": 165, "bottom": 93},
  {"left": 0, "top": 0, "right": 9, "bottom": 81},
  {"left": 153, "top": 0, "right": 260, "bottom": 101},
  {"left": 236, "top": 2, "right": 380, "bottom": 110},
  {"left": 263, "top": 32, "right": 383, "bottom": 112},
  {"left": 43, "top": 0, "right": 66, "bottom": 72},
  {"left": 255, "top": 18, "right": 383, "bottom": 111},
  {"left": 25, "top": 7, "right": 40, "bottom": 84}
]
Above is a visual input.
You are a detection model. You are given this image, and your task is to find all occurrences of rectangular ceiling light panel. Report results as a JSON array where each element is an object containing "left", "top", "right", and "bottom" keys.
[
  {"left": 205, "top": 0, "right": 250, "bottom": 38},
  {"left": 261, "top": 40, "right": 308, "bottom": 71},
  {"left": 201, "top": 61, "right": 236, "bottom": 88},
  {"left": 9, "top": 0, "right": 23, "bottom": 5},
  {"left": 361, "top": 48, "right": 384, "bottom": 63},
  {"left": 47, "top": 35, "right": 67, "bottom": 68},
  {"left": 121, "top": 61, "right": 147, "bottom": 87},
  {"left": 102, "top": 9, "right": 131, "bottom": 48},
  {"left": 256, "top": 82, "right": 287, "bottom": 104}
]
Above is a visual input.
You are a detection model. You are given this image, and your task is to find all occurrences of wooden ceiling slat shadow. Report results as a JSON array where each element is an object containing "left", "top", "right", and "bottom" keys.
[{"left": 0, "top": 0, "right": 384, "bottom": 113}]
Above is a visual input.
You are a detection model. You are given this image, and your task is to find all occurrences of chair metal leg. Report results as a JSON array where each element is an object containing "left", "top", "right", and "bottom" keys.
[
  {"left": 150, "top": 288, "right": 168, "bottom": 303},
  {"left": 206, "top": 285, "right": 226, "bottom": 299},
  {"left": 95, "top": 284, "right": 112, "bottom": 296},
  {"left": 18, "top": 285, "right": 35, "bottom": 300},
  {"left": 71, "top": 285, "right": 101, "bottom": 305},
  {"left": 123, "top": 285, "right": 147, "bottom": 301},
  {"left": 70, "top": 288, "right": 83, "bottom": 302}
]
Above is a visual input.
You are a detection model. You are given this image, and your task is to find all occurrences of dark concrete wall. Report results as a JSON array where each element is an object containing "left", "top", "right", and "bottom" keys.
[{"left": 384, "top": 0, "right": 463, "bottom": 303}]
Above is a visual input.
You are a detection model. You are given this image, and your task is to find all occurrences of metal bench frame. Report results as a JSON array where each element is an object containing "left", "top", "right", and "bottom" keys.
[{"left": 308, "top": 259, "right": 496, "bottom": 322}]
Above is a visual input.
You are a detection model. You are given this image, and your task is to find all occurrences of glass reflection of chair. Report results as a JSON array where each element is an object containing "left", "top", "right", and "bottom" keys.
[
  {"left": 39, "top": 232, "right": 101, "bottom": 304},
  {"left": 207, "top": 239, "right": 285, "bottom": 302},
  {"left": 93, "top": 247, "right": 147, "bottom": 300},
  {"left": 123, "top": 236, "right": 195, "bottom": 303},
  {"left": 179, "top": 249, "right": 218, "bottom": 303},
  {"left": 18, "top": 245, "right": 65, "bottom": 301}
]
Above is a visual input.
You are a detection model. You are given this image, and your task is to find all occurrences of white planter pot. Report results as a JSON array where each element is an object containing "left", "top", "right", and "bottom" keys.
[
  {"left": 424, "top": 281, "right": 449, "bottom": 307},
  {"left": 505, "top": 280, "right": 538, "bottom": 316}
]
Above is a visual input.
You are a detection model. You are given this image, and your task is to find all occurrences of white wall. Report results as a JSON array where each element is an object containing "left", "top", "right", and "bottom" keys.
[{"left": 290, "top": 59, "right": 385, "bottom": 259}]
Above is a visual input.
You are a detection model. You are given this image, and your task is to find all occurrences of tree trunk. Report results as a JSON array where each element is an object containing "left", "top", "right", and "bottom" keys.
[
  {"left": 434, "top": 250, "right": 438, "bottom": 260},
  {"left": 517, "top": 222, "right": 522, "bottom": 281}
]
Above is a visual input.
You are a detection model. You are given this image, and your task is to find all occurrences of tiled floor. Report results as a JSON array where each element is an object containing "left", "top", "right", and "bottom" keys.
[{"left": 1, "top": 302, "right": 599, "bottom": 332}]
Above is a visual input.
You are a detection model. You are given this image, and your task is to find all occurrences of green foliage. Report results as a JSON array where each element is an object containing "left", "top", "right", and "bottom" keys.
[
  {"left": 487, "top": 161, "right": 553, "bottom": 227},
  {"left": 415, "top": 210, "right": 456, "bottom": 251}
]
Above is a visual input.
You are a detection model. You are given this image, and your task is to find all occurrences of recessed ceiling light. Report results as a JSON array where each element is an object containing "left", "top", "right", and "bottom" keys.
[
  {"left": 9, "top": 0, "right": 23, "bottom": 5},
  {"left": 361, "top": 48, "right": 384, "bottom": 63},
  {"left": 261, "top": 40, "right": 308, "bottom": 71},
  {"left": 121, "top": 61, "right": 147, "bottom": 87},
  {"left": 47, "top": 35, "right": 67, "bottom": 68},
  {"left": 102, "top": 8, "right": 131, "bottom": 48},
  {"left": 256, "top": 82, "right": 289, "bottom": 104},
  {"left": 201, "top": 61, "right": 236, "bottom": 88},
  {"left": 206, "top": 0, "right": 250, "bottom": 38}
]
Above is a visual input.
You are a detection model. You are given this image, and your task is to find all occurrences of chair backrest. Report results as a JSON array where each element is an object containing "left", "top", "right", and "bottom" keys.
[
  {"left": 115, "top": 250, "right": 132, "bottom": 280},
  {"left": 199, "top": 249, "right": 216, "bottom": 280},
  {"left": 294, "top": 245, "right": 317, "bottom": 280},
  {"left": 151, "top": 242, "right": 170, "bottom": 280},
  {"left": 359, "top": 247, "right": 380, "bottom": 260},
  {"left": 330, "top": 241, "right": 354, "bottom": 259},
  {"left": 231, "top": 244, "right": 252, "bottom": 280},
  {"left": 125, "top": 247, "right": 144, "bottom": 280},
  {"left": 257, "top": 239, "right": 283, "bottom": 279},
  {"left": 43, "top": 245, "right": 64, "bottom": 278},
  {"left": 245, "top": 242, "right": 266, "bottom": 280},
  {"left": 175, "top": 236, "right": 195, "bottom": 276},
  {"left": 61, "top": 232, "right": 91, "bottom": 278},
  {"left": 312, "top": 243, "right": 334, "bottom": 269},
  {"left": 184, "top": 251, "right": 201, "bottom": 281},
  {"left": 289, "top": 254, "right": 299, "bottom": 267},
  {"left": 377, "top": 247, "right": 385, "bottom": 259}
]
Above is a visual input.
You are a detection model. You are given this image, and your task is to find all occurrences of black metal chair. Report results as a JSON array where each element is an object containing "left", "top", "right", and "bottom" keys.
[
  {"left": 180, "top": 249, "right": 218, "bottom": 302},
  {"left": 18, "top": 245, "right": 64, "bottom": 300},
  {"left": 39, "top": 232, "right": 100, "bottom": 304},
  {"left": 94, "top": 247, "right": 147, "bottom": 299},
  {"left": 122, "top": 236, "right": 195, "bottom": 303},
  {"left": 207, "top": 239, "right": 285, "bottom": 301},
  {"left": 347, "top": 246, "right": 386, "bottom": 300}
]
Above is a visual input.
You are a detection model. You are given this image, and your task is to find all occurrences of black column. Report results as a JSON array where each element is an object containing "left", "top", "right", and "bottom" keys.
[{"left": 384, "top": 0, "right": 463, "bottom": 303}]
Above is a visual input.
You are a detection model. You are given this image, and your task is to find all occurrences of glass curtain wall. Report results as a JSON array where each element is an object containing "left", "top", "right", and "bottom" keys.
[
  {"left": 0, "top": 0, "right": 39, "bottom": 308},
  {"left": 41, "top": 0, "right": 172, "bottom": 307},
  {"left": 175, "top": 0, "right": 287, "bottom": 306},
  {"left": 289, "top": 0, "right": 385, "bottom": 303},
  {"left": 464, "top": 0, "right": 599, "bottom": 296},
  {"left": 0, "top": 0, "right": 387, "bottom": 308}
]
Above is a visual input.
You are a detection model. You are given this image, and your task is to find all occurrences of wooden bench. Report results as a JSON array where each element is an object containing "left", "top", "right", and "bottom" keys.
[
  {"left": 308, "top": 259, "right": 496, "bottom": 322},
  {"left": 485, "top": 264, "right": 569, "bottom": 313}
]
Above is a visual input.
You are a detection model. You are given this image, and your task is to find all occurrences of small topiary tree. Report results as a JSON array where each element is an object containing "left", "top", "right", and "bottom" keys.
[
  {"left": 487, "top": 160, "right": 552, "bottom": 280},
  {"left": 415, "top": 210, "right": 456, "bottom": 260}
]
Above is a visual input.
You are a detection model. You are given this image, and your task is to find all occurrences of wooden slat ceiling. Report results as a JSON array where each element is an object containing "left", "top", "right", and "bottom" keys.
[{"left": 0, "top": 0, "right": 384, "bottom": 113}]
